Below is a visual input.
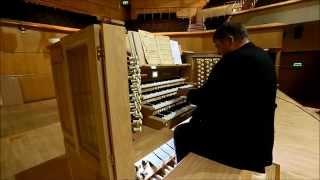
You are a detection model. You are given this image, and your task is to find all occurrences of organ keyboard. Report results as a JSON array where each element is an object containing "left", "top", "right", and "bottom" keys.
[
  {"left": 141, "top": 78, "right": 185, "bottom": 90},
  {"left": 143, "top": 96, "right": 186, "bottom": 111},
  {"left": 151, "top": 102, "right": 194, "bottom": 121},
  {"left": 142, "top": 84, "right": 193, "bottom": 100},
  {"left": 140, "top": 76, "right": 195, "bottom": 130}
]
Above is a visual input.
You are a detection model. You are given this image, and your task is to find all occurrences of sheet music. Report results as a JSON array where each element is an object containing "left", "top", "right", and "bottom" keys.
[
  {"left": 132, "top": 31, "right": 147, "bottom": 65},
  {"left": 139, "top": 30, "right": 161, "bottom": 64},
  {"left": 156, "top": 35, "right": 174, "bottom": 64},
  {"left": 170, "top": 40, "right": 182, "bottom": 64},
  {"left": 127, "top": 31, "right": 136, "bottom": 55},
  {"left": 128, "top": 31, "right": 147, "bottom": 65}
]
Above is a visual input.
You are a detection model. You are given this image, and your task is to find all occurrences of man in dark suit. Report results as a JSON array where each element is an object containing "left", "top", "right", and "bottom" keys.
[{"left": 174, "top": 23, "right": 277, "bottom": 173}]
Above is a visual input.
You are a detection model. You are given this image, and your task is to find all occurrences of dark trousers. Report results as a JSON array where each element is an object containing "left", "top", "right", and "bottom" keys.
[
  {"left": 174, "top": 122, "right": 268, "bottom": 173},
  {"left": 174, "top": 122, "right": 212, "bottom": 162}
]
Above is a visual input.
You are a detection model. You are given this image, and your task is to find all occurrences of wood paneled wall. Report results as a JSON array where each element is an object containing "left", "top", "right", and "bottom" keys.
[
  {"left": 25, "top": 0, "right": 126, "bottom": 20},
  {"left": 0, "top": 26, "right": 66, "bottom": 103},
  {"left": 157, "top": 22, "right": 319, "bottom": 107},
  {"left": 155, "top": 24, "right": 284, "bottom": 80},
  {"left": 230, "top": 0, "right": 320, "bottom": 26},
  {"left": 282, "top": 21, "right": 320, "bottom": 52},
  {"left": 278, "top": 21, "right": 320, "bottom": 106},
  {"left": 279, "top": 51, "right": 320, "bottom": 102},
  {"left": 155, "top": 23, "right": 285, "bottom": 53},
  {"left": 169, "top": 33, "right": 216, "bottom": 53},
  {"left": 131, "top": 0, "right": 207, "bottom": 19}
]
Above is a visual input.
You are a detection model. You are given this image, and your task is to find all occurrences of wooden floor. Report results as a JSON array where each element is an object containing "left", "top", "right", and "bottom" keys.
[
  {"left": 274, "top": 91, "right": 319, "bottom": 180},
  {"left": 0, "top": 100, "right": 59, "bottom": 137},
  {"left": 0, "top": 100, "right": 65, "bottom": 180},
  {"left": 0, "top": 92, "right": 319, "bottom": 180}
]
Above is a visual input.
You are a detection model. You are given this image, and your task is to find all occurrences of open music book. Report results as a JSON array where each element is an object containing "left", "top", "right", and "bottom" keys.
[{"left": 127, "top": 30, "right": 182, "bottom": 65}]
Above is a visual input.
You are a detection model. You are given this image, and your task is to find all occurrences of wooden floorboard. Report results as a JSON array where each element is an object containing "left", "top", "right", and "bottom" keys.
[
  {"left": 15, "top": 156, "right": 71, "bottom": 180},
  {"left": 0, "top": 91, "right": 319, "bottom": 179},
  {"left": 0, "top": 99, "right": 65, "bottom": 180},
  {"left": 274, "top": 91, "right": 319, "bottom": 180},
  {"left": 0, "top": 99, "right": 59, "bottom": 137}
]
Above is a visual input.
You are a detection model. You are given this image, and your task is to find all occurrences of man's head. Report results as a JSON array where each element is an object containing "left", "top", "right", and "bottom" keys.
[{"left": 213, "top": 23, "right": 249, "bottom": 55}]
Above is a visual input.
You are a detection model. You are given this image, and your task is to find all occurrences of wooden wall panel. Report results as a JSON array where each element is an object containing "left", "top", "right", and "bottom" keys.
[
  {"left": 0, "top": 76, "right": 24, "bottom": 106},
  {"left": 278, "top": 51, "right": 320, "bottom": 105},
  {"left": 230, "top": 0, "right": 320, "bottom": 26},
  {"left": 249, "top": 29, "right": 283, "bottom": 49},
  {"left": 131, "top": 0, "right": 207, "bottom": 19},
  {"left": 18, "top": 74, "right": 55, "bottom": 102},
  {"left": 25, "top": 0, "right": 126, "bottom": 20},
  {"left": 0, "top": 26, "right": 66, "bottom": 53},
  {"left": 277, "top": 21, "right": 320, "bottom": 106},
  {"left": 170, "top": 34, "right": 216, "bottom": 53},
  {"left": 132, "top": 0, "right": 206, "bottom": 9},
  {"left": 0, "top": 52, "right": 52, "bottom": 75},
  {"left": 0, "top": 26, "right": 65, "bottom": 103},
  {"left": 0, "top": 52, "right": 26, "bottom": 75},
  {"left": 283, "top": 21, "right": 320, "bottom": 52},
  {"left": 157, "top": 24, "right": 284, "bottom": 53}
]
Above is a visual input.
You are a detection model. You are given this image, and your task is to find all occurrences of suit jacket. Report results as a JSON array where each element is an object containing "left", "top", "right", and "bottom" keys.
[{"left": 187, "top": 42, "right": 277, "bottom": 173}]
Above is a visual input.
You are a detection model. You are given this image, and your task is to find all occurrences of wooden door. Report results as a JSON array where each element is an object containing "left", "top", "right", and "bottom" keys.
[
  {"left": 100, "top": 24, "right": 135, "bottom": 179},
  {"left": 50, "top": 24, "right": 123, "bottom": 180}
]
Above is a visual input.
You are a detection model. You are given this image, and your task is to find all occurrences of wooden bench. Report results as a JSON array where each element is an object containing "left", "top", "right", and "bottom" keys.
[{"left": 165, "top": 153, "right": 280, "bottom": 180}]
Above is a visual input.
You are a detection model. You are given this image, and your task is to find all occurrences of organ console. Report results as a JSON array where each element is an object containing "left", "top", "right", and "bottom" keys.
[
  {"left": 128, "top": 31, "right": 224, "bottom": 178},
  {"left": 126, "top": 29, "right": 199, "bottom": 178},
  {"left": 129, "top": 65, "right": 195, "bottom": 179},
  {"left": 49, "top": 22, "right": 284, "bottom": 180},
  {"left": 137, "top": 68, "right": 195, "bottom": 128},
  {"left": 127, "top": 31, "right": 196, "bottom": 131},
  {"left": 50, "top": 23, "right": 221, "bottom": 179},
  {"left": 129, "top": 52, "right": 221, "bottom": 179}
]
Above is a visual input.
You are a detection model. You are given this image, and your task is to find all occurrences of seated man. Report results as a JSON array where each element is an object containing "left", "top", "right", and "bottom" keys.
[{"left": 174, "top": 23, "right": 277, "bottom": 173}]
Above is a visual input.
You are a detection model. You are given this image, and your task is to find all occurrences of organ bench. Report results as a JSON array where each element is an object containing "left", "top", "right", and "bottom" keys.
[{"left": 165, "top": 153, "right": 280, "bottom": 180}]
